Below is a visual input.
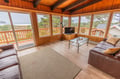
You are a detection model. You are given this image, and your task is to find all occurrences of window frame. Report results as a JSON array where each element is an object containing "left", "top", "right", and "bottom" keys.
[
  {"left": 37, "top": 13, "right": 50, "bottom": 37},
  {"left": 79, "top": 15, "right": 92, "bottom": 35},
  {"left": 91, "top": 13, "right": 110, "bottom": 38},
  {"left": 71, "top": 16, "right": 79, "bottom": 33},
  {"left": 52, "top": 15, "right": 61, "bottom": 35},
  {"left": 107, "top": 12, "right": 120, "bottom": 38}
]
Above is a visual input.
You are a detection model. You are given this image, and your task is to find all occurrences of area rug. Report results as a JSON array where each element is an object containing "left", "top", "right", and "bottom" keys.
[{"left": 19, "top": 47, "right": 81, "bottom": 79}]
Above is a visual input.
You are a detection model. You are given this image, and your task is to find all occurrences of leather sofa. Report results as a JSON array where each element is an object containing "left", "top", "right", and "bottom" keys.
[
  {"left": 0, "top": 44, "right": 22, "bottom": 79},
  {"left": 88, "top": 39, "right": 120, "bottom": 79}
]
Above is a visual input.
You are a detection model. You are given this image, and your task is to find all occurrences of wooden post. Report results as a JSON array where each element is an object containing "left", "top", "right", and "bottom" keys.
[
  {"left": 105, "top": 12, "right": 113, "bottom": 38},
  {"left": 8, "top": 12, "right": 19, "bottom": 49},
  {"left": 77, "top": 16, "right": 80, "bottom": 34},
  {"left": 49, "top": 14, "right": 53, "bottom": 36},
  {"left": 89, "top": 14, "right": 94, "bottom": 36},
  {"left": 30, "top": 12, "right": 39, "bottom": 46},
  {"left": 4, "top": 33, "right": 9, "bottom": 44},
  {"left": 68, "top": 16, "right": 71, "bottom": 27}
]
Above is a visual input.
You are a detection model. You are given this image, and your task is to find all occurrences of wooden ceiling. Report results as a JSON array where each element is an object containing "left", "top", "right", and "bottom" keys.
[
  {"left": 2, "top": 0, "right": 120, "bottom": 14},
  {"left": 20, "top": 0, "right": 101, "bottom": 13}
]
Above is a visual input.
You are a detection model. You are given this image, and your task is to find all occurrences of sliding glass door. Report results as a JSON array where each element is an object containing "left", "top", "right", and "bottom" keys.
[
  {"left": 0, "top": 11, "right": 35, "bottom": 50},
  {"left": 0, "top": 11, "right": 16, "bottom": 47},
  {"left": 10, "top": 12, "right": 35, "bottom": 49}
]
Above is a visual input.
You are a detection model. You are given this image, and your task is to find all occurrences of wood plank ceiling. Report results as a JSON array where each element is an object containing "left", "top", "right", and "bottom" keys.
[
  {"left": 3, "top": 0, "right": 120, "bottom": 14},
  {"left": 12, "top": 0, "right": 102, "bottom": 13}
]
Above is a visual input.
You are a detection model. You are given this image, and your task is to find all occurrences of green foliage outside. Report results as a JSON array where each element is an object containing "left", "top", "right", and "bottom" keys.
[
  {"left": 38, "top": 15, "right": 50, "bottom": 36},
  {"left": 80, "top": 16, "right": 91, "bottom": 34},
  {"left": 71, "top": 17, "right": 78, "bottom": 27},
  {"left": 38, "top": 15, "right": 63, "bottom": 35},
  {"left": 52, "top": 16, "right": 60, "bottom": 28},
  {"left": 0, "top": 25, "right": 12, "bottom": 31},
  {"left": 92, "top": 14, "right": 109, "bottom": 28},
  {"left": 52, "top": 16, "right": 61, "bottom": 34},
  {"left": 63, "top": 17, "right": 68, "bottom": 27}
]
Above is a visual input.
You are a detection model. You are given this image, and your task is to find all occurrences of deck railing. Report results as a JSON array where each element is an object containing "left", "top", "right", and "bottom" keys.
[
  {"left": 0, "top": 27, "right": 60, "bottom": 44},
  {"left": 91, "top": 28, "right": 105, "bottom": 37},
  {"left": 0, "top": 30, "right": 33, "bottom": 44},
  {"left": 0, "top": 27, "right": 105, "bottom": 44}
]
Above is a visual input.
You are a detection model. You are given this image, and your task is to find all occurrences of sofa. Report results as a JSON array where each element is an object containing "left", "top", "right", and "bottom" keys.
[
  {"left": 88, "top": 39, "right": 120, "bottom": 79},
  {"left": 0, "top": 44, "right": 22, "bottom": 79}
]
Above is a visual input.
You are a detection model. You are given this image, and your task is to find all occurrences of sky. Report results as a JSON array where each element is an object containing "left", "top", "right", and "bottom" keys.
[
  {"left": 0, "top": 12, "right": 31, "bottom": 25},
  {"left": 37, "top": 14, "right": 46, "bottom": 22},
  {"left": 71, "top": 16, "right": 91, "bottom": 23}
]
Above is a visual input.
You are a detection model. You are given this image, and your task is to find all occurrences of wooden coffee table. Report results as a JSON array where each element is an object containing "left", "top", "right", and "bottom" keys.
[{"left": 68, "top": 37, "right": 89, "bottom": 53}]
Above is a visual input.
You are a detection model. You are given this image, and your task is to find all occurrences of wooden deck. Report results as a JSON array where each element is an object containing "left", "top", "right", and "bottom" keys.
[{"left": 18, "top": 41, "right": 115, "bottom": 79}]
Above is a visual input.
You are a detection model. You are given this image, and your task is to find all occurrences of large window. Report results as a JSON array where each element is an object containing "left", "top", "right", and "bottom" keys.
[
  {"left": 80, "top": 15, "right": 91, "bottom": 35},
  {"left": 10, "top": 12, "right": 34, "bottom": 49},
  {"left": 108, "top": 12, "right": 120, "bottom": 38},
  {"left": 37, "top": 14, "right": 50, "bottom": 37},
  {"left": 63, "top": 16, "right": 68, "bottom": 27},
  {"left": 52, "top": 15, "right": 61, "bottom": 35},
  {"left": 0, "top": 11, "right": 14, "bottom": 45},
  {"left": 71, "top": 16, "right": 79, "bottom": 33},
  {"left": 0, "top": 11, "right": 35, "bottom": 49},
  {"left": 91, "top": 13, "right": 110, "bottom": 37}
]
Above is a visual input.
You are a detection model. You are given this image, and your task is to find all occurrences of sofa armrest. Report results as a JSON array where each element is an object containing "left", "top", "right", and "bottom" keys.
[
  {"left": 88, "top": 51, "right": 120, "bottom": 79},
  {"left": 0, "top": 44, "right": 14, "bottom": 50}
]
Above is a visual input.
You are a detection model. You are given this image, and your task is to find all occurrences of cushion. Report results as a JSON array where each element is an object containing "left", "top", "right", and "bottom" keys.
[
  {"left": 103, "top": 47, "right": 120, "bottom": 55},
  {"left": 0, "top": 44, "right": 14, "bottom": 50},
  {"left": 0, "top": 55, "right": 18, "bottom": 70},
  {"left": 0, "top": 49, "right": 3, "bottom": 53},
  {"left": 106, "top": 37, "right": 120, "bottom": 45},
  {"left": 0, "top": 65, "right": 21, "bottom": 79},
  {"left": 91, "top": 47, "right": 105, "bottom": 53},
  {"left": 0, "top": 49, "right": 16, "bottom": 59},
  {"left": 96, "top": 41, "right": 114, "bottom": 50}
]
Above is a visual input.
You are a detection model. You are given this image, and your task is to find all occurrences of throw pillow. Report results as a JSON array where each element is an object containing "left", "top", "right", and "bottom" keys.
[
  {"left": 103, "top": 47, "right": 120, "bottom": 55},
  {"left": 0, "top": 49, "right": 3, "bottom": 53},
  {"left": 106, "top": 37, "right": 120, "bottom": 45},
  {"left": 116, "top": 40, "right": 120, "bottom": 47}
]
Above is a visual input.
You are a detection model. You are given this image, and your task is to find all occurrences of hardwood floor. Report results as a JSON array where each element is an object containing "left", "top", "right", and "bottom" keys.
[{"left": 18, "top": 41, "right": 115, "bottom": 79}]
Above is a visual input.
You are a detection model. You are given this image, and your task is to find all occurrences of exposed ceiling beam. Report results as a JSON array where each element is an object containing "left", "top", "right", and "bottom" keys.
[
  {"left": 4, "top": 0, "right": 9, "bottom": 3},
  {"left": 62, "top": 0, "right": 87, "bottom": 12},
  {"left": 51, "top": 0, "right": 66, "bottom": 10},
  {"left": 70, "top": 0, "right": 102, "bottom": 13},
  {"left": 33, "top": 0, "right": 41, "bottom": 8},
  {"left": 22, "top": 0, "right": 33, "bottom": 3}
]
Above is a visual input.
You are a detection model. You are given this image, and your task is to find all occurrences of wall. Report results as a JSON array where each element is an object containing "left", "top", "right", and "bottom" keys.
[{"left": 39, "top": 35, "right": 62, "bottom": 45}]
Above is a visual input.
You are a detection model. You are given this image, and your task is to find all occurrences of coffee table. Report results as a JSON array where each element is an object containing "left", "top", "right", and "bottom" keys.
[{"left": 68, "top": 37, "right": 89, "bottom": 53}]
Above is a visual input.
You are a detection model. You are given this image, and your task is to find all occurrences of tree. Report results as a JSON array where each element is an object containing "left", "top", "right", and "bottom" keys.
[
  {"left": 0, "top": 25, "right": 11, "bottom": 31},
  {"left": 38, "top": 15, "right": 49, "bottom": 28},
  {"left": 63, "top": 18, "right": 68, "bottom": 27},
  {"left": 93, "top": 14, "right": 109, "bottom": 28},
  {"left": 38, "top": 15, "right": 61, "bottom": 28},
  {"left": 52, "top": 16, "right": 60, "bottom": 27},
  {"left": 81, "top": 16, "right": 91, "bottom": 27}
]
